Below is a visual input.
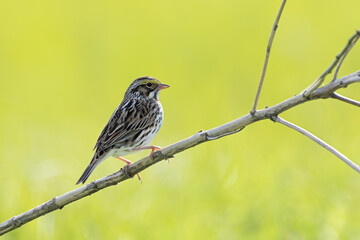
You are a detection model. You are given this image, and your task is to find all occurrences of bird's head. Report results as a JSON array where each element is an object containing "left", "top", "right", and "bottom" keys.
[{"left": 125, "top": 76, "right": 169, "bottom": 100}]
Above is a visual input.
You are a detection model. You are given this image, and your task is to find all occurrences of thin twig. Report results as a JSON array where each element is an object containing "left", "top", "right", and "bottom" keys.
[
  {"left": 272, "top": 116, "right": 360, "bottom": 174},
  {"left": 1, "top": 70, "right": 359, "bottom": 236},
  {"left": 332, "top": 32, "right": 360, "bottom": 82},
  {"left": 331, "top": 92, "right": 360, "bottom": 107},
  {"left": 304, "top": 30, "right": 360, "bottom": 97},
  {"left": 250, "top": 0, "right": 287, "bottom": 114}
]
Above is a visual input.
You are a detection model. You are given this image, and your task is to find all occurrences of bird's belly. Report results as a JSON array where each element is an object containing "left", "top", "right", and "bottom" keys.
[
  {"left": 110, "top": 126, "right": 160, "bottom": 157},
  {"left": 110, "top": 148, "right": 134, "bottom": 157}
]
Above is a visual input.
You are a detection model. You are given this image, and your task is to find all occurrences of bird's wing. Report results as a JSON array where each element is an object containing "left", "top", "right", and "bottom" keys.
[{"left": 93, "top": 99, "right": 156, "bottom": 152}]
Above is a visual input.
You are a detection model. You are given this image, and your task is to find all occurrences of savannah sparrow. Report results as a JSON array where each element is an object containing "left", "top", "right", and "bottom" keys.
[{"left": 76, "top": 76, "right": 169, "bottom": 185}]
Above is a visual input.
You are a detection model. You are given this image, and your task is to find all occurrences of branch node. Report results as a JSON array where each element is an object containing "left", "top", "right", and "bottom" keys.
[
  {"left": 90, "top": 181, "right": 100, "bottom": 191},
  {"left": 10, "top": 217, "right": 20, "bottom": 228},
  {"left": 50, "top": 197, "right": 62, "bottom": 210},
  {"left": 122, "top": 165, "right": 134, "bottom": 179},
  {"left": 152, "top": 150, "right": 174, "bottom": 160},
  {"left": 200, "top": 132, "right": 210, "bottom": 140},
  {"left": 270, "top": 115, "right": 279, "bottom": 122},
  {"left": 202, "top": 127, "right": 245, "bottom": 141},
  {"left": 302, "top": 91, "right": 311, "bottom": 99}
]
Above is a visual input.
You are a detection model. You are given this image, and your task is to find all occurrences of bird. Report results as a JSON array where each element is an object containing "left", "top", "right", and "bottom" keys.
[{"left": 76, "top": 76, "right": 169, "bottom": 185}]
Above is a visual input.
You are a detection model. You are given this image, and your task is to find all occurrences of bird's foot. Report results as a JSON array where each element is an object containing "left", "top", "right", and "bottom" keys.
[
  {"left": 134, "top": 146, "right": 170, "bottom": 163},
  {"left": 117, "top": 157, "right": 142, "bottom": 183}
]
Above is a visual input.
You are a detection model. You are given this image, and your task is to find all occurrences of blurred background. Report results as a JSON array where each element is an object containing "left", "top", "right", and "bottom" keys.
[{"left": 1, "top": 0, "right": 360, "bottom": 239}]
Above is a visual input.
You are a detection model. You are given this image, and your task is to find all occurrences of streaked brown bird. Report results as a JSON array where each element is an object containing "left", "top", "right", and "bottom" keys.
[{"left": 76, "top": 76, "right": 169, "bottom": 184}]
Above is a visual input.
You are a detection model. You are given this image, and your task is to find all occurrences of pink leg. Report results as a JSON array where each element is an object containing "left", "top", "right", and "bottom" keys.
[
  {"left": 133, "top": 146, "right": 162, "bottom": 159},
  {"left": 117, "top": 157, "right": 142, "bottom": 183},
  {"left": 134, "top": 146, "right": 170, "bottom": 163}
]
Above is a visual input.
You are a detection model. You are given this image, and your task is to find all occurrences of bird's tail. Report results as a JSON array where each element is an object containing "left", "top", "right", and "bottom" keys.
[{"left": 76, "top": 154, "right": 103, "bottom": 185}]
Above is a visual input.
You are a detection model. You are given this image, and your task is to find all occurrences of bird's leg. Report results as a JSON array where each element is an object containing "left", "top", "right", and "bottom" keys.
[
  {"left": 117, "top": 157, "right": 142, "bottom": 183},
  {"left": 134, "top": 145, "right": 161, "bottom": 159},
  {"left": 134, "top": 146, "right": 169, "bottom": 163}
]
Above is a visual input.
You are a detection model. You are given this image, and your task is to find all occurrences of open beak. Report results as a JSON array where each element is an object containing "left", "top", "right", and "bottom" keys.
[{"left": 157, "top": 83, "right": 170, "bottom": 90}]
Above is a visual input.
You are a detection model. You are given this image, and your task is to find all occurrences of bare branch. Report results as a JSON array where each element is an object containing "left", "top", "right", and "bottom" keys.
[
  {"left": 304, "top": 30, "right": 360, "bottom": 97},
  {"left": 1, "top": 70, "right": 359, "bottom": 236},
  {"left": 271, "top": 116, "right": 360, "bottom": 174},
  {"left": 331, "top": 92, "right": 360, "bottom": 107},
  {"left": 332, "top": 32, "right": 360, "bottom": 81},
  {"left": 250, "top": 0, "right": 287, "bottom": 114}
]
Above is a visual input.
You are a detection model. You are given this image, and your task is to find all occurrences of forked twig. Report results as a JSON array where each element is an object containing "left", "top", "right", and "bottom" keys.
[
  {"left": 272, "top": 116, "right": 360, "bottom": 174},
  {"left": 331, "top": 92, "right": 360, "bottom": 107},
  {"left": 251, "top": 0, "right": 287, "bottom": 114},
  {"left": 332, "top": 33, "right": 360, "bottom": 81},
  {"left": 304, "top": 30, "right": 360, "bottom": 97}
]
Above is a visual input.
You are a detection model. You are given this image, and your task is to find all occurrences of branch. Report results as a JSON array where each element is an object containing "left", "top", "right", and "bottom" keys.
[
  {"left": 304, "top": 30, "right": 360, "bottom": 97},
  {"left": 271, "top": 116, "right": 360, "bottom": 174},
  {"left": 251, "top": 0, "right": 287, "bottom": 114},
  {"left": 330, "top": 92, "right": 360, "bottom": 107},
  {"left": 1, "top": 70, "right": 359, "bottom": 236},
  {"left": 332, "top": 32, "right": 360, "bottom": 81}
]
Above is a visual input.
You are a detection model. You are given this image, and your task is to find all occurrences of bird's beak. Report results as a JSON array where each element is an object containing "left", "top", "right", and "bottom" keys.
[{"left": 157, "top": 83, "right": 170, "bottom": 90}]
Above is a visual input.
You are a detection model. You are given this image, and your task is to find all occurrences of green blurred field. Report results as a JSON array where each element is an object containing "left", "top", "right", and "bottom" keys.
[{"left": 1, "top": 0, "right": 360, "bottom": 239}]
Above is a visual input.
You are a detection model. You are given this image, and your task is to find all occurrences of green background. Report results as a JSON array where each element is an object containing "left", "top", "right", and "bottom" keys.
[{"left": 1, "top": 0, "right": 360, "bottom": 239}]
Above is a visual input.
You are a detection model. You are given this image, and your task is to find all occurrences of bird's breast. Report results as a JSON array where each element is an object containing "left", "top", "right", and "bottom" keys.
[{"left": 139, "top": 102, "right": 164, "bottom": 147}]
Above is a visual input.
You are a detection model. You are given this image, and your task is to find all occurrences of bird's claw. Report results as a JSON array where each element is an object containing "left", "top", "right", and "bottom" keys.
[
  {"left": 118, "top": 157, "right": 142, "bottom": 183},
  {"left": 149, "top": 146, "right": 162, "bottom": 159},
  {"left": 149, "top": 146, "right": 170, "bottom": 163}
]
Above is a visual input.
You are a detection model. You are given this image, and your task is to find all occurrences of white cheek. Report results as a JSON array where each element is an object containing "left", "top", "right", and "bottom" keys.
[{"left": 149, "top": 91, "right": 159, "bottom": 99}]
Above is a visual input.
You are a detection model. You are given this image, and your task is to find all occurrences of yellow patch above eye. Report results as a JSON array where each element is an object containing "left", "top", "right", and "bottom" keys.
[{"left": 143, "top": 80, "right": 159, "bottom": 85}]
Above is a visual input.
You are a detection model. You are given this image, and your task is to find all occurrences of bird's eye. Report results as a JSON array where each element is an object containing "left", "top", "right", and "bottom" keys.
[{"left": 146, "top": 82, "right": 153, "bottom": 87}]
